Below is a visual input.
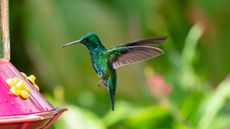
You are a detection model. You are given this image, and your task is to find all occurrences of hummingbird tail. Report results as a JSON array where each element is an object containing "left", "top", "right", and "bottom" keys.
[
  {"left": 106, "top": 77, "right": 116, "bottom": 111},
  {"left": 105, "top": 70, "right": 116, "bottom": 111},
  {"left": 108, "top": 87, "right": 115, "bottom": 111},
  {"left": 109, "top": 91, "right": 115, "bottom": 111}
]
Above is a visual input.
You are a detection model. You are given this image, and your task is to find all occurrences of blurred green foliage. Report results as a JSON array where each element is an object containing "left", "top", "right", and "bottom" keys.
[{"left": 9, "top": 0, "right": 230, "bottom": 129}]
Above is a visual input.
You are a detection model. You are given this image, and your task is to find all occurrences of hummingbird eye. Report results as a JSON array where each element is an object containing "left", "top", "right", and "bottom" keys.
[{"left": 84, "top": 38, "right": 89, "bottom": 42}]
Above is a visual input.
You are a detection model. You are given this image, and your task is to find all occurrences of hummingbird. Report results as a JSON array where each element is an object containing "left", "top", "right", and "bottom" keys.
[{"left": 62, "top": 32, "right": 166, "bottom": 111}]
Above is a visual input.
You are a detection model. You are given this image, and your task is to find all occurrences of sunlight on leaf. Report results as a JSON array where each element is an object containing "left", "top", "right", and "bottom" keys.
[
  {"left": 103, "top": 101, "right": 136, "bottom": 126},
  {"left": 126, "top": 105, "right": 170, "bottom": 126},
  {"left": 180, "top": 23, "right": 204, "bottom": 90},
  {"left": 197, "top": 76, "right": 230, "bottom": 129},
  {"left": 209, "top": 115, "right": 230, "bottom": 129},
  {"left": 55, "top": 105, "right": 106, "bottom": 129}
]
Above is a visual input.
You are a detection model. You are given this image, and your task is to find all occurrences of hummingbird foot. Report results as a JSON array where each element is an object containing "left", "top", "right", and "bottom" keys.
[
  {"left": 98, "top": 72, "right": 105, "bottom": 87},
  {"left": 98, "top": 79, "right": 105, "bottom": 87}
]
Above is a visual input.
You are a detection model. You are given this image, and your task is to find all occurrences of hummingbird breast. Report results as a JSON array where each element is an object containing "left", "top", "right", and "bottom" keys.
[{"left": 90, "top": 51, "right": 112, "bottom": 79}]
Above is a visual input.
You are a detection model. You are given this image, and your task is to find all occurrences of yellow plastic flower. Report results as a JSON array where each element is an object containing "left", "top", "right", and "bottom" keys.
[
  {"left": 20, "top": 90, "right": 30, "bottom": 99},
  {"left": 10, "top": 87, "right": 21, "bottom": 96},
  {"left": 6, "top": 77, "right": 30, "bottom": 99},
  {"left": 21, "top": 72, "right": 40, "bottom": 91}
]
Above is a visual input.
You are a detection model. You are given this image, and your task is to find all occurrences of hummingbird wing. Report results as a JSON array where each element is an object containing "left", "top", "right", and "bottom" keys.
[
  {"left": 107, "top": 36, "right": 166, "bottom": 69},
  {"left": 121, "top": 36, "right": 166, "bottom": 47}
]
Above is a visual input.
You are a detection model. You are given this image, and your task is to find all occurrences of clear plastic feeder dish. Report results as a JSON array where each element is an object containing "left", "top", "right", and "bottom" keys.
[{"left": 0, "top": 61, "right": 66, "bottom": 129}]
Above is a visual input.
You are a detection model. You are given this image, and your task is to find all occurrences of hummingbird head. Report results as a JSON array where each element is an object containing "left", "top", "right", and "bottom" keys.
[{"left": 62, "top": 32, "right": 101, "bottom": 48}]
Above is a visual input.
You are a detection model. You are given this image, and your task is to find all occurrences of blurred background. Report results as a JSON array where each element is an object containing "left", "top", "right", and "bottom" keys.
[{"left": 9, "top": 0, "right": 230, "bottom": 129}]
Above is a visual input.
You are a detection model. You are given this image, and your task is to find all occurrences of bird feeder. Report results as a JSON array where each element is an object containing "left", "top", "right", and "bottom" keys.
[{"left": 0, "top": 0, "right": 66, "bottom": 128}]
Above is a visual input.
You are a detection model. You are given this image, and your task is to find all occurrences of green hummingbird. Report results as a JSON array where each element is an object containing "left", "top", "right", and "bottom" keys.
[{"left": 62, "top": 32, "right": 166, "bottom": 111}]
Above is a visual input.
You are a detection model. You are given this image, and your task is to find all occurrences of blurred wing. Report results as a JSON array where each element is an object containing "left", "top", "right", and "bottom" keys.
[
  {"left": 111, "top": 46, "right": 164, "bottom": 69},
  {"left": 108, "top": 36, "right": 166, "bottom": 69},
  {"left": 120, "top": 36, "right": 166, "bottom": 47}
]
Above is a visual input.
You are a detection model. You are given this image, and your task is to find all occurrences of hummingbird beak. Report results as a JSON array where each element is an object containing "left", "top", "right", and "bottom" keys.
[{"left": 61, "top": 40, "right": 81, "bottom": 48}]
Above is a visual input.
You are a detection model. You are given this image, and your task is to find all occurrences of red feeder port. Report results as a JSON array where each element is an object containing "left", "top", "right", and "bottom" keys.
[{"left": 0, "top": 61, "right": 67, "bottom": 129}]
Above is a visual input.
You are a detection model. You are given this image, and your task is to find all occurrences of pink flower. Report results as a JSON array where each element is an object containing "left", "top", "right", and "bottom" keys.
[{"left": 147, "top": 73, "right": 172, "bottom": 100}]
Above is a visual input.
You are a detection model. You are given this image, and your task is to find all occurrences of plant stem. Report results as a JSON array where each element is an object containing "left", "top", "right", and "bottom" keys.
[{"left": 0, "top": 0, "right": 10, "bottom": 60}]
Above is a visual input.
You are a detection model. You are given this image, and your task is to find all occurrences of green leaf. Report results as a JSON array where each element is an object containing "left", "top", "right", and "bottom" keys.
[
  {"left": 197, "top": 77, "right": 230, "bottom": 129},
  {"left": 180, "top": 24, "right": 204, "bottom": 90},
  {"left": 54, "top": 105, "right": 106, "bottom": 129}
]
